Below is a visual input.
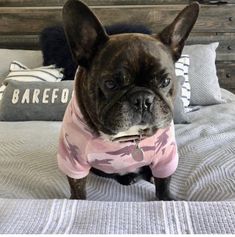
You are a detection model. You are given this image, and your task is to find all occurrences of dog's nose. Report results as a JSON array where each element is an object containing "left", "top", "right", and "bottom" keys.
[{"left": 130, "top": 92, "right": 154, "bottom": 111}]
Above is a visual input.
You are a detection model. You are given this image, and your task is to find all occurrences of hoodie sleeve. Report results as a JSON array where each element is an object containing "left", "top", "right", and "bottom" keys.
[
  {"left": 57, "top": 99, "right": 91, "bottom": 179},
  {"left": 150, "top": 122, "right": 179, "bottom": 178}
]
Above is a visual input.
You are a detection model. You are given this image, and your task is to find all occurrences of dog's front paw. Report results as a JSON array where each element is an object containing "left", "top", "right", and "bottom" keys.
[
  {"left": 67, "top": 176, "right": 87, "bottom": 200},
  {"left": 70, "top": 193, "right": 86, "bottom": 200},
  {"left": 156, "top": 195, "right": 175, "bottom": 201}
]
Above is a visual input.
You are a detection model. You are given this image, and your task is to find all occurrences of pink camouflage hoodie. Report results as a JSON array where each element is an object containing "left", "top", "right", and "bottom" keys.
[{"left": 57, "top": 94, "right": 179, "bottom": 179}]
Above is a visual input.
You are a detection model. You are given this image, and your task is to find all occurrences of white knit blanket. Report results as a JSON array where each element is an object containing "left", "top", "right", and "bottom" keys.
[
  {"left": 1, "top": 199, "right": 234, "bottom": 234},
  {"left": 0, "top": 89, "right": 235, "bottom": 234}
]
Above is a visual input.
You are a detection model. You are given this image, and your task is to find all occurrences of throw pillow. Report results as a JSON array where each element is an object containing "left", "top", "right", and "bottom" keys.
[
  {"left": 5, "top": 61, "right": 63, "bottom": 82},
  {"left": 175, "top": 55, "right": 190, "bottom": 110},
  {"left": 0, "top": 49, "right": 43, "bottom": 84},
  {"left": 183, "top": 42, "right": 225, "bottom": 105},
  {"left": 173, "top": 76, "right": 190, "bottom": 124},
  {"left": 0, "top": 61, "right": 64, "bottom": 100},
  {"left": 0, "top": 80, "right": 73, "bottom": 121}
]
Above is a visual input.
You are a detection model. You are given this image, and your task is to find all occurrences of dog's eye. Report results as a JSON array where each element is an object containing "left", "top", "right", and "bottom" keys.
[
  {"left": 113, "top": 71, "right": 128, "bottom": 85},
  {"left": 159, "top": 78, "right": 171, "bottom": 88},
  {"left": 104, "top": 80, "right": 118, "bottom": 90}
]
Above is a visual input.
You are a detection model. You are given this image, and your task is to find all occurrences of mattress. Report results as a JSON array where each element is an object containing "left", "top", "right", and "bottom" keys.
[{"left": 0, "top": 89, "right": 235, "bottom": 234}]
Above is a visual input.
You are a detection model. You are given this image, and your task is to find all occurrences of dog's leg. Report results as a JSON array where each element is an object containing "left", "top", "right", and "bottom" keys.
[
  {"left": 67, "top": 176, "right": 87, "bottom": 200},
  {"left": 154, "top": 176, "right": 172, "bottom": 201}
]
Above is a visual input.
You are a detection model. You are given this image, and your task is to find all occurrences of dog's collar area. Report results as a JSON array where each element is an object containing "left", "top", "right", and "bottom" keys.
[
  {"left": 108, "top": 124, "right": 150, "bottom": 143},
  {"left": 111, "top": 134, "right": 145, "bottom": 161},
  {"left": 131, "top": 141, "right": 144, "bottom": 161},
  {"left": 110, "top": 132, "right": 146, "bottom": 143}
]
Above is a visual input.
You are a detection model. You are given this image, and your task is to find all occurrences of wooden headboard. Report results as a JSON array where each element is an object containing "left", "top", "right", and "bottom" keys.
[{"left": 0, "top": 0, "right": 234, "bottom": 93}]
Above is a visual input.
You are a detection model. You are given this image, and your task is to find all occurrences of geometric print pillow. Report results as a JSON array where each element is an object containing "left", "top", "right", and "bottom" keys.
[
  {"left": 175, "top": 55, "right": 190, "bottom": 111},
  {"left": 0, "top": 61, "right": 64, "bottom": 100},
  {"left": 7, "top": 61, "right": 64, "bottom": 82}
]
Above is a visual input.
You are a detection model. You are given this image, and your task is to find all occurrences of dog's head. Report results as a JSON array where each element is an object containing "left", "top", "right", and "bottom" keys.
[{"left": 63, "top": 0, "right": 199, "bottom": 141}]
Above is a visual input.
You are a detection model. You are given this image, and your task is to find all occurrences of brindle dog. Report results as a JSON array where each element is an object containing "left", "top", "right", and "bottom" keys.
[{"left": 60, "top": 0, "right": 199, "bottom": 200}]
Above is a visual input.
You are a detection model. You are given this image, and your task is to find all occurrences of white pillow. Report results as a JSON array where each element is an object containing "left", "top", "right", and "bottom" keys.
[
  {"left": 5, "top": 61, "right": 63, "bottom": 82},
  {"left": 0, "top": 49, "right": 43, "bottom": 84},
  {"left": 0, "top": 61, "right": 64, "bottom": 100},
  {"left": 183, "top": 42, "right": 225, "bottom": 105}
]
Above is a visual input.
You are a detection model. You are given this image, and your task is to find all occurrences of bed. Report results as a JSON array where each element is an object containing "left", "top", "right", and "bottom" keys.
[{"left": 0, "top": 0, "right": 235, "bottom": 234}]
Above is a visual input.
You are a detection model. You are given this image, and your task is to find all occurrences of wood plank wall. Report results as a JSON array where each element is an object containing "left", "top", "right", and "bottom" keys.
[{"left": 0, "top": 0, "right": 234, "bottom": 92}]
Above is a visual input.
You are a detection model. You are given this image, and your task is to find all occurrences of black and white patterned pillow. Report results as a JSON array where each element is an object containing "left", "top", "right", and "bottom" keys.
[
  {"left": 175, "top": 55, "right": 190, "bottom": 111},
  {"left": 0, "top": 61, "right": 64, "bottom": 100}
]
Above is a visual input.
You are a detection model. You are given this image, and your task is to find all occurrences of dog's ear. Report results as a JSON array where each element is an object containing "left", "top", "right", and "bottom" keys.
[
  {"left": 158, "top": 2, "right": 199, "bottom": 61},
  {"left": 63, "top": 0, "right": 109, "bottom": 68}
]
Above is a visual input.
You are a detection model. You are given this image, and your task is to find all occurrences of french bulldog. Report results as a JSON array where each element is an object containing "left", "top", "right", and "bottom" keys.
[{"left": 57, "top": 0, "right": 199, "bottom": 200}]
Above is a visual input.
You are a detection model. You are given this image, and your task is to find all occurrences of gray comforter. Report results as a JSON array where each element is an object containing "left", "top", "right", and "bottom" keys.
[{"left": 0, "top": 89, "right": 235, "bottom": 234}]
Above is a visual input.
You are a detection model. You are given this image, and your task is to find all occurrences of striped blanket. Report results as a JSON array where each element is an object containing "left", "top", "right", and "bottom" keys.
[{"left": 0, "top": 89, "right": 235, "bottom": 234}]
